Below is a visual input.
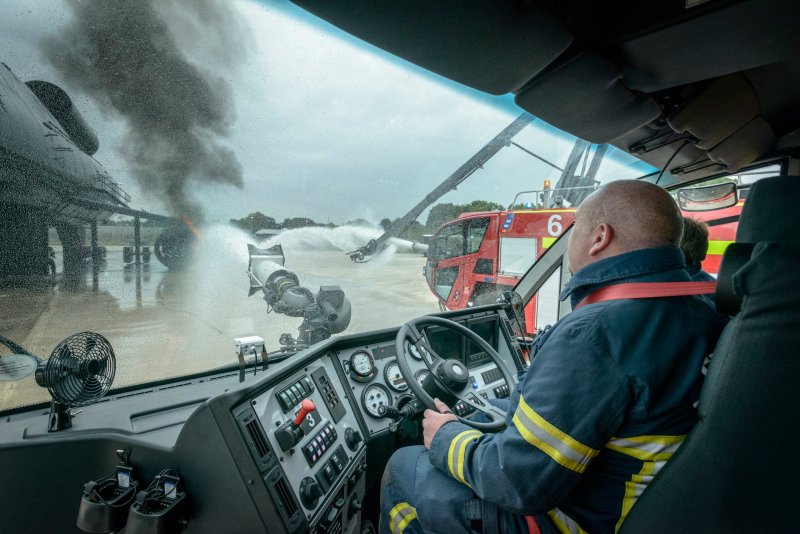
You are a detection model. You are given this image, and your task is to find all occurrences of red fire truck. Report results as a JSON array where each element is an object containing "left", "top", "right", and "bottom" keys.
[{"left": 423, "top": 181, "right": 742, "bottom": 331}]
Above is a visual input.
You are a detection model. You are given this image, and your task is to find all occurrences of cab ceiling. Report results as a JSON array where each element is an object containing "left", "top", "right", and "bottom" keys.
[{"left": 291, "top": 0, "right": 800, "bottom": 185}]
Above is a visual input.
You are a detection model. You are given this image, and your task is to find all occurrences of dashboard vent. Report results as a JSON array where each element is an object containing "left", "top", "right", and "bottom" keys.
[
  {"left": 273, "top": 475, "right": 298, "bottom": 518},
  {"left": 236, "top": 408, "right": 274, "bottom": 471},
  {"left": 246, "top": 418, "right": 270, "bottom": 460}
]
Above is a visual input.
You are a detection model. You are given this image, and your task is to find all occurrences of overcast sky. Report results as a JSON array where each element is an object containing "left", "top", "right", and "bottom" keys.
[{"left": 0, "top": 0, "right": 653, "bottom": 225}]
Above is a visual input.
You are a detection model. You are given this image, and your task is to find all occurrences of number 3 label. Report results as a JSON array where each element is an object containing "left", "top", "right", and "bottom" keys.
[{"left": 548, "top": 214, "right": 563, "bottom": 236}]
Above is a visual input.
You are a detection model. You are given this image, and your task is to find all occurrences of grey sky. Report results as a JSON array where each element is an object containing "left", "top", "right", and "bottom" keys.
[{"left": 0, "top": 0, "right": 653, "bottom": 225}]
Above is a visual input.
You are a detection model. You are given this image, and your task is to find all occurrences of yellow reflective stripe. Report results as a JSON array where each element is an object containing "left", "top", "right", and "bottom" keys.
[
  {"left": 547, "top": 507, "right": 588, "bottom": 534},
  {"left": 615, "top": 434, "right": 686, "bottom": 445},
  {"left": 513, "top": 414, "right": 585, "bottom": 472},
  {"left": 518, "top": 397, "right": 598, "bottom": 459},
  {"left": 614, "top": 460, "right": 663, "bottom": 532},
  {"left": 513, "top": 397, "right": 598, "bottom": 473},
  {"left": 458, "top": 430, "right": 482, "bottom": 484},
  {"left": 518, "top": 397, "right": 597, "bottom": 459},
  {"left": 397, "top": 509, "right": 418, "bottom": 532},
  {"left": 542, "top": 237, "right": 557, "bottom": 248},
  {"left": 606, "top": 435, "right": 686, "bottom": 462},
  {"left": 707, "top": 240, "right": 734, "bottom": 255},
  {"left": 447, "top": 430, "right": 481, "bottom": 485},
  {"left": 388, "top": 502, "right": 418, "bottom": 534}
]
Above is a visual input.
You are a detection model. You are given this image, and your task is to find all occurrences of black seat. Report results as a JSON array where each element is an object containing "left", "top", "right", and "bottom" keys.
[{"left": 620, "top": 176, "right": 800, "bottom": 533}]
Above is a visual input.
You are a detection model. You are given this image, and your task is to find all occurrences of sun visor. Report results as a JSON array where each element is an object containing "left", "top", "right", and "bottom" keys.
[
  {"left": 514, "top": 53, "right": 661, "bottom": 143},
  {"left": 707, "top": 117, "right": 776, "bottom": 172},
  {"left": 668, "top": 74, "right": 759, "bottom": 150},
  {"left": 290, "top": 1, "right": 572, "bottom": 95}
]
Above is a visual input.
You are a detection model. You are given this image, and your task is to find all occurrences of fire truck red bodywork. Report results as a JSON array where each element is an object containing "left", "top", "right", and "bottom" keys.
[{"left": 424, "top": 201, "right": 743, "bottom": 331}]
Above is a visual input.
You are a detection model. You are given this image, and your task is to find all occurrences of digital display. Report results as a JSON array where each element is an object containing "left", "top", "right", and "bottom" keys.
[
  {"left": 425, "top": 317, "right": 499, "bottom": 368},
  {"left": 468, "top": 318, "right": 497, "bottom": 356},
  {"left": 372, "top": 344, "right": 396, "bottom": 360},
  {"left": 426, "top": 327, "right": 463, "bottom": 361}
]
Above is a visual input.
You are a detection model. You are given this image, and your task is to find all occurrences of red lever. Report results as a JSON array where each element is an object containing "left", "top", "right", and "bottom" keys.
[{"left": 294, "top": 399, "right": 316, "bottom": 426}]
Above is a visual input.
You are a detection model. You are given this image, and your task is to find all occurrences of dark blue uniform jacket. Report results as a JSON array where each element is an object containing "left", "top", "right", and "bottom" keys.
[{"left": 429, "top": 246, "right": 728, "bottom": 533}]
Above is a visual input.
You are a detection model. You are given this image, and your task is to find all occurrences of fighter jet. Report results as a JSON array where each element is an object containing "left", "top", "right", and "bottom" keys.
[{"left": 0, "top": 62, "right": 187, "bottom": 277}]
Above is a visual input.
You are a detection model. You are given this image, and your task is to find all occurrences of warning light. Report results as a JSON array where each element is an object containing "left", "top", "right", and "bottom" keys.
[{"left": 544, "top": 180, "right": 551, "bottom": 189}]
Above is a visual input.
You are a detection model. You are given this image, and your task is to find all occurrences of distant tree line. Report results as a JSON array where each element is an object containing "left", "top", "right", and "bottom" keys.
[{"left": 228, "top": 213, "right": 336, "bottom": 233}]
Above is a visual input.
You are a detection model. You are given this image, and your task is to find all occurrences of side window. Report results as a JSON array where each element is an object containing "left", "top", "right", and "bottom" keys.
[
  {"left": 499, "top": 237, "right": 537, "bottom": 275},
  {"left": 466, "top": 217, "right": 490, "bottom": 254},
  {"left": 433, "top": 266, "right": 459, "bottom": 299},
  {"left": 431, "top": 223, "right": 464, "bottom": 260}
]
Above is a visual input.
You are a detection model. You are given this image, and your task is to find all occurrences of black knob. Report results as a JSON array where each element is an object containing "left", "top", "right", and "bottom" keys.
[
  {"left": 348, "top": 498, "right": 362, "bottom": 519},
  {"left": 344, "top": 427, "right": 363, "bottom": 451},
  {"left": 300, "top": 477, "right": 323, "bottom": 508}
]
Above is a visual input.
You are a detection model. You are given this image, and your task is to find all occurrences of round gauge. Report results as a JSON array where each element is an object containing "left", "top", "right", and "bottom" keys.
[
  {"left": 407, "top": 343, "right": 424, "bottom": 361},
  {"left": 361, "top": 383, "right": 392, "bottom": 418},
  {"left": 414, "top": 369, "right": 431, "bottom": 385},
  {"left": 384, "top": 360, "right": 409, "bottom": 392},
  {"left": 349, "top": 350, "right": 376, "bottom": 382}
]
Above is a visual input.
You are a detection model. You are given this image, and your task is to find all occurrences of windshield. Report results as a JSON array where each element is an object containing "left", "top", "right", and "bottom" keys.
[{"left": 0, "top": 1, "right": 655, "bottom": 412}]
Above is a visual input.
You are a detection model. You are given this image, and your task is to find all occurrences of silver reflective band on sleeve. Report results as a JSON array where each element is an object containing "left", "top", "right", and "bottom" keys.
[
  {"left": 606, "top": 434, "right": 686, "bottom": 461},
  {"left": 615, "top": 459, "right": 668, "bottom": 532},
  {"left": 447, "top": 429, "right": 482, "bottom": 486},
  {"left": 389, "top": 502, "right": 418, "bottom": 534},
  {"left": 547, "top": 507, "right": 588, "bottom": 534},
  {"left": 608, "top": 434, "right": 687, "bottom": 532},
  {"left": 512, "top": 396, "right": 598, "bottom": 473}
]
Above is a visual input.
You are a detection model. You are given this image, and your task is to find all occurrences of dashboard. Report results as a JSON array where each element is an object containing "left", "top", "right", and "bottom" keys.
[{"left": 0, "top": 305, "right": 526, "bottom": 533}]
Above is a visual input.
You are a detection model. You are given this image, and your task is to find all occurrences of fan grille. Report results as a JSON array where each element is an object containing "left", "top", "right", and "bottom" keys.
[{"left": 42, "top": 332, "right": 116, "bottom": 407}]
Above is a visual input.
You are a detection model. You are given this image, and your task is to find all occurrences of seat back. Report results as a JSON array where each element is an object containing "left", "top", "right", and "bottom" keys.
[{"left": 621, "top": 176, "right": 800, "bottom": 533}]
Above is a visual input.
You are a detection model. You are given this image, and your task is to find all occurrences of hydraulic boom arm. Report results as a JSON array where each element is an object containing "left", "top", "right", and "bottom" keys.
[{"left": 346, "top": 112, "right": 535, "bottom": 262}]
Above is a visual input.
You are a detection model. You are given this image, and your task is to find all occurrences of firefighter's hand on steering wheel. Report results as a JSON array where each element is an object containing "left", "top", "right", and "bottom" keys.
[{"left": 422, "top": 398, "right": 457, "bottom": 449}]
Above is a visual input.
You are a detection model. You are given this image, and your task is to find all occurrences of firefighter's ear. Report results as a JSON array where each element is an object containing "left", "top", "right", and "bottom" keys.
[{"left": 588, "top": 223, "right": 613, "bottom": 256}]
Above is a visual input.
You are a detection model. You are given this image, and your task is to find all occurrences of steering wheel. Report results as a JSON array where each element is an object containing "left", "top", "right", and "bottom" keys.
[{"left": 395, "top": 316, "right": 517, "bottom": 432}]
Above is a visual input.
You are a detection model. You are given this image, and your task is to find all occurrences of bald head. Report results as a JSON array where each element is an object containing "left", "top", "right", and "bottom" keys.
[{"left": 568, "top": 180, "right": 683, "bottom": 273}]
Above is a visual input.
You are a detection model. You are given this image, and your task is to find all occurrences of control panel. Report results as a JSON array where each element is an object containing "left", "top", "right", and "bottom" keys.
[{"left": 234, "top": 355, "right": 365, "bottom": 531}]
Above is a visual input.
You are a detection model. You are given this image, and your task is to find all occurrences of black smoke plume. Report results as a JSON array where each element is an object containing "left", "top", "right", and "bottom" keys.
[{"left": 41, "top": 0, "right": 249, "bottom": 218}]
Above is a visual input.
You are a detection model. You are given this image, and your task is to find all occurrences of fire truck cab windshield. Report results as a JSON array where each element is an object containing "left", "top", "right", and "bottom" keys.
[{"left": 1, "top": 1, "right": 798, "bottom": 533}]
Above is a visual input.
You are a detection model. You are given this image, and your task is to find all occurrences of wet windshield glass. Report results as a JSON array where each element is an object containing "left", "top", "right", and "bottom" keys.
[{"left": 0, "top": 1, "right": 654, "bottom": 411}]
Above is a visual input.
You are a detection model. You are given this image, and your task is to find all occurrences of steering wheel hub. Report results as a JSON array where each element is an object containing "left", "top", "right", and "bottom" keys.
[{"left": 437, "top": 359, "right": 469, "bottom": 391}]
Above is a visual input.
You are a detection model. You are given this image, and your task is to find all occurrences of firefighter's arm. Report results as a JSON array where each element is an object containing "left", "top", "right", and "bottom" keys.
[{"left": 428, "top": 317, "right": 630, "bottom": 515}]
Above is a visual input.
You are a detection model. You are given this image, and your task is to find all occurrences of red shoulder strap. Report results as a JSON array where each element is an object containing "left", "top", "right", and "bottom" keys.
[{"left": 575, "top": 281, "right": 716, "bottom": 310}]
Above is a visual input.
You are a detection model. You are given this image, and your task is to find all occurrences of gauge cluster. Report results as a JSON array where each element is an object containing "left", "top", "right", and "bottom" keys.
[
  {"left": 333, "top": 311, "right": 523, "bottom": 438},
  {"left": 336, "top": 342, "right": 430, "bottom": 436}
]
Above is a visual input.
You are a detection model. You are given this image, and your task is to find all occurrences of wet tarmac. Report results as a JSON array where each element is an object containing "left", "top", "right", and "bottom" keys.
[{"left": 0, "top": 226, "right": 438, "bottom": 410}]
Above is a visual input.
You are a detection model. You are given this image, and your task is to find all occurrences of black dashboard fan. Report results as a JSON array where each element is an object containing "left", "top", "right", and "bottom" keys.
[{"left": 35, "top": 332, "right": 116, "bottom": 431}]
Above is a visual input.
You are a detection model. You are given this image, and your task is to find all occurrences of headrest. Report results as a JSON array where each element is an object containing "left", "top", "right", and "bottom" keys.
[
  {"left": 737, "top": 176, "right": 800, "bottom": 243},
  {"left": 715, "top": 243, "right": 755, "bottom": 315}
]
